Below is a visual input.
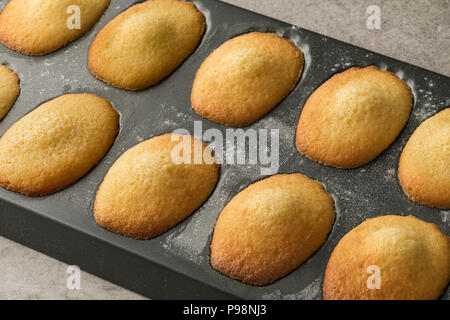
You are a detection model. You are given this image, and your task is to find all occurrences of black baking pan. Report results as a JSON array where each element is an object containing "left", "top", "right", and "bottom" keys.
[{"left": 0, "top": 0, "right": 448, "bottom": 299}]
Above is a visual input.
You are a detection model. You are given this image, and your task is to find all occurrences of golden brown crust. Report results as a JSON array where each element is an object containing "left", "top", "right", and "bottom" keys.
[
  {"left": 398, "top": 108, "right": 450, "bottom": 209},
  {"left": 0, "top": 0, "right": 110, "bottom": 55},
  {"left": 323, "top": 215, "right": 450, "bottom": 300},
  {"left": 191, "top": 32, "right": 304, "bottom": 127},
  {"left": 210, "top": 173, "right": 335, "bottom": 285},
  {"left": 94, "top": 133, "right": 219, "bottom": 239},
  {"left": 0, "top": 65, "right": 20, "bottom": 120},
  {"left": 88, "top": 0, "right": 205, "bottom": 90},
  {"left": 296, "top": 66, "right": 413, "bottom": 168},
  {"left": 0, "top": 93, "right": 119, "bottom": 196}
]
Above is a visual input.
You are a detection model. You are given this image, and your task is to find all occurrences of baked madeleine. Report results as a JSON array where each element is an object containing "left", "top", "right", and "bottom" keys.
[
  {"left": 398, "top": 108, "right": 450, "bottom": 209},
  {"left": 192, "top": 32, "right": 304, "bottom": 126},
  {"left": 0, "top": 94, "right": 119, "bottom": 196},
  {"left": 89, "top": 0, "right": 205, "bottom": 90},
  {"left": 296, "top": 66, "right": 413, "bottom": 168},
  {"left": 0, "top": 0, "right": 110, "bottom": 55},
  {"left": 94, "top": 133, "right": 219, "bottom": 239},
  {"left": 324, "top": 215, "right": 449, "bottom": 300},
  {"left": 0, "top": 65, "right": 20, "bottom": 120}
]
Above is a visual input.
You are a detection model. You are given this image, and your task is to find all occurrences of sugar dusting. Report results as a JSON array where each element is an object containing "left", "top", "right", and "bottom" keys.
[
  {"left": 284, "top": 277, "right": 322, "bottom": 300},
  {"left": 159, "top": 117, "right": 294, "bottom": 265},
  {"left": 288, "top": 26, "right": 312, "bottom": 79},
  {"left": 411, "top": 76, "right": 445, "bottom": 122},
  {"left": 160, "top": 172, "right": 231, "bottom": 265},
  {"left": 158, "top": 110, "right": 296, "bottom": 265},
  {"left": 383, "top": 168, "right": 396, "bottom": 182},
  {"left": 440, "top": 211, "right": 449, "bottom": 224}
]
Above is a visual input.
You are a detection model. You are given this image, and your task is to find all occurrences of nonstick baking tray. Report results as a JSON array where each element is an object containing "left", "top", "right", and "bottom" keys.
[{"left": 0, "top": 0, "right": 448, "bottom": 300}]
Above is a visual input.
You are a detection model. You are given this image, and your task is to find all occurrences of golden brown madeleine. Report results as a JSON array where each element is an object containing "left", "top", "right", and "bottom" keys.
[
  {"left": 296, "top": 66, "right": 412, "bottom": 168},
  {"left": 210, "top": 173, "right": 335, "bottom": 285},
  {"left": 191, "top": 32, "right": 304, "bottom": 127},
  {"left": 323, "top": 215, "right": 449, "bottom": 300},
  {"left": 0, "top": 94, "right": 119, "bottom": 196},
  {"left": 0, "top": 65, "right": 20, "bottom": 120},
  {"left": 398, "top": 108, "right": 450, "bottom": 209},
  {"left": 89, "top": 0, "right": 205, "bottom": 90},
  {"left": 94, "top": 133, "right": 219, "bottom": 239},
  {"left": 0, "top": 0, "right": 110, "bottom": 55}
]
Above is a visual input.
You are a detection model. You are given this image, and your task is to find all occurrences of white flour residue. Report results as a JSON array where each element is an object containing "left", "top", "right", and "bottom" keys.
[
  {"left": 253, "top": 116, "right": 296, "bottom": 169},
  {"left": 262, "top": 277, "right": 322, "bottom": 300},
  {"left": 159, "top": 118, "right": 294, "bottom": 263},
  {"left": 163, "top": 118, "right": 179, "bottom": 128},
  {"left": 154, "top": 104, "right": 191, "bottom": 131},
  {"left": 135, "top": 135, "right": 145, "bottom": 142},
  {"left": 262, "top": 289, "right": 282, "bottom": 300},
  {"left": 440, "top": 211, "right": 449, "bottom": 224},
  {"left": 378, "top": 63, "right": 388, "bottom": 71},
  {"left": 407, "top": 78, "right": 417, "bottom": 103},
  {"left": 411, "top": 76, "right": 444, "bottom": 122},
  {"left": 413, "top": 101, "right": 437, "bottom": 122},
  {"left": 161, "top": 226, "right": 205, "bottom": 265},
  {"left": 383, "top": 168, "right": 396, "bottom": 182},
  {"left": 160, "top": 169, "right": 237, "bottom": 265},
  {"left": 193, "top": 0, "right": 213, "bottom": 40},
  {"left": 287, "top": 28, "right": 312, "bottom": 80},
  {"left": 395, "top": 70, "right": 405, "bottom": 79},
  {"left": 283, "top": 277, "right": 322, "bottom": 300},
  {"left": 330, "top": 58, "right": 353, "bottom": 72}
]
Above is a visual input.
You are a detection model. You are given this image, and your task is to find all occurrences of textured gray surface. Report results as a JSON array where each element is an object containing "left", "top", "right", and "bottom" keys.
[
  {"left": 0, "top": 237, "right": 145, "bottom": 300},
  {"left": 0, "top": 0, "right": 448, "bottom": 300}
]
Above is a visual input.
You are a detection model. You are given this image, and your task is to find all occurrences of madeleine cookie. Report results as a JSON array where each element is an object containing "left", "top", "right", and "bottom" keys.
[
  {"left": 210, "top": 173, "right": 335, "bottom": 285},
  {"left": 0, "top": 0, "right": 110, "bottom": 55},
  {"left": 89, "top": 0, "right": 205, "bottom": 90},
  {"left": 0, "top": 94, "right": 119, "bottom": 196},
  {"left": 191, "top": 32, "right": 304, "bottom": 127},
  {"left": 296, "top": 66, "right": 412, "bottom": 168},
  {"left": 94, "top": 133, "right": 219, "bottom": 239},
  {"left": 0, "top": 65, "right": 20, "bottom": 120},
  {"left": 398, "top": 109, "right": 450, "bottom": 209},
  {"left": 323, "top": 215, "right": 449, "bottom": 300}
]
